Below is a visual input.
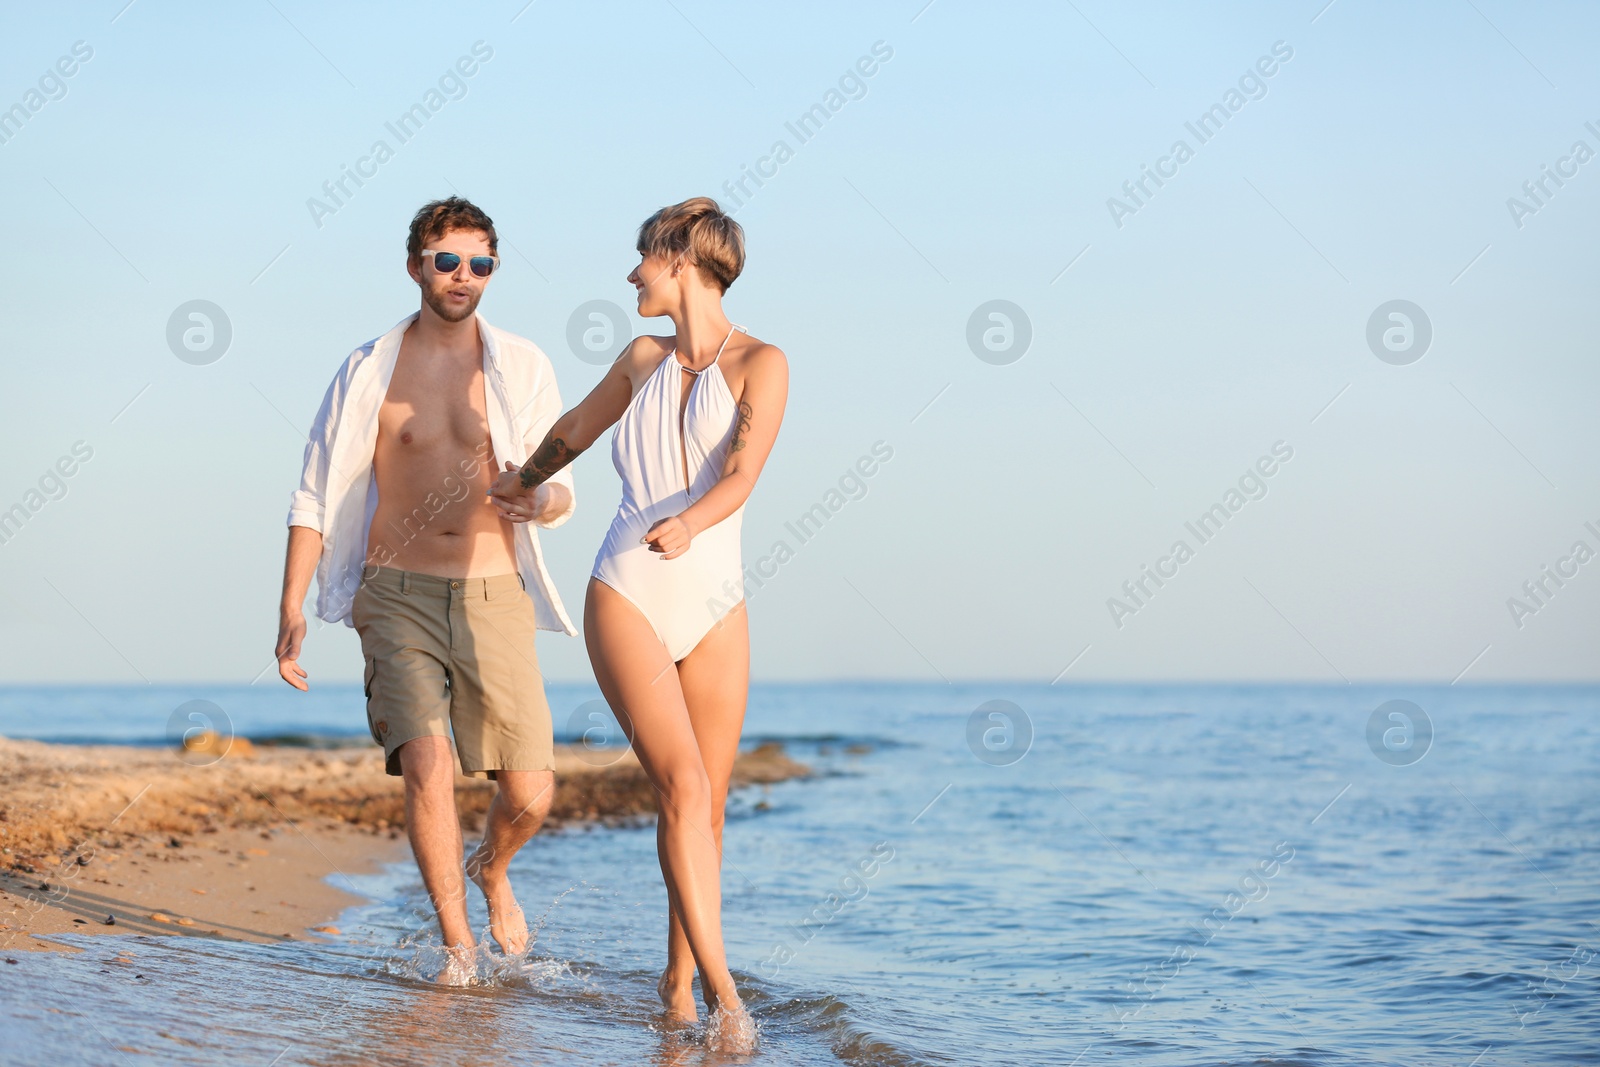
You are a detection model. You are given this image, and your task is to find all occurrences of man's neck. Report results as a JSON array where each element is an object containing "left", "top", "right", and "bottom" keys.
[{"left": 409, "top": 306, "right": 483, "bottom": 360}]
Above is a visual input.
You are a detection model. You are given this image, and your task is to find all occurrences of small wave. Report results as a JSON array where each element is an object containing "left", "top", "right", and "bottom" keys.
[
  {"left": 754, "top": 992, "right": 937, "bottom": 1067},
  {"left": 1336, "top": 954, "right": 1403, "bottom": 967},
  {"left": 743, "top": 733, "right": 909, "bottom": 751}
]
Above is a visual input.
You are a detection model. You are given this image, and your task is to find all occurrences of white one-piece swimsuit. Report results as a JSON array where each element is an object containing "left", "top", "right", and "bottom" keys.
[{"left": 592, "top": 324, "right": 747, "bottom": 660}]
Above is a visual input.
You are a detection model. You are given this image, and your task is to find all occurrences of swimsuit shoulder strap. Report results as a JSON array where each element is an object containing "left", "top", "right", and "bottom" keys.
[
  {"left": 707, "top": 323, "right": 745, "bottom": 368},
  {"left": 670, "top": 324, "right": 746, "bottom": 376}
]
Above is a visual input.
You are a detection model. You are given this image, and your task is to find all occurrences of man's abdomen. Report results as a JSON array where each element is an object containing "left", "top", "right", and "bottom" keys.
[{"left": 365, "top": 446, "right": 518, "bottom": 579}]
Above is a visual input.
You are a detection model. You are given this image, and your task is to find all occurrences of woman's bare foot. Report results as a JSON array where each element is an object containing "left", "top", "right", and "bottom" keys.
[
  {"left": 657, "top": 968, "right": 699, "bottom": 1025},
  {"left": 703, "top": 999, "right": 757, "bottom": 1054},
  {"left": 467, "top": 852, "right": 529, "bottom": 955}
]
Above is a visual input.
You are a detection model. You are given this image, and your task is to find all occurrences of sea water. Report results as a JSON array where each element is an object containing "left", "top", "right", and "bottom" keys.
[{"left": 2, "top": 682, "right": 1597, "bottom": 1065}]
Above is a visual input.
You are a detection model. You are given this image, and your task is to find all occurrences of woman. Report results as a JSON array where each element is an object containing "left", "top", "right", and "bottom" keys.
[{"left": 489, "top": 197, "right": 787, "bottom": 1042}]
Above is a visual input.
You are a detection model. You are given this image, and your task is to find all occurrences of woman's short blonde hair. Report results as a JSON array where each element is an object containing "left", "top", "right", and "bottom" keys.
[{"left": 636, "top": 197, "right": 745, "bottom": 293}]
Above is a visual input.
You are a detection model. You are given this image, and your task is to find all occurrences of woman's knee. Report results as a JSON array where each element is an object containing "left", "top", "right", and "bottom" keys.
[{"left": 708, "top": 788, "right": 729, "bottom": 838}]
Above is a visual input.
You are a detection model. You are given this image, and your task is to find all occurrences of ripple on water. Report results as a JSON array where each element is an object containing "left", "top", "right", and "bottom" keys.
[{"left": 4, "top": 683, "right": 1598, "bottom": 1065}]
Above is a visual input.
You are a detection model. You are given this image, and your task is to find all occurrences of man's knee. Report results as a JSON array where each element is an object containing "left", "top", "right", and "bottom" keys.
[
  {"left": 497, "top": 770, "right": 553, "bottom": 819},
  {"left": 398, "top": 736, "right": 456, "bottom": 794}
]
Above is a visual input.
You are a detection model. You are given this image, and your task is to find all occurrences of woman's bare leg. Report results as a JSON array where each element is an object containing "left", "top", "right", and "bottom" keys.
[
  {"left": 584, "top": 579, "right": 744, "bottom": 1019},
  {"left": 659, "top": 603, "right": 749, "bottom": 1018}
]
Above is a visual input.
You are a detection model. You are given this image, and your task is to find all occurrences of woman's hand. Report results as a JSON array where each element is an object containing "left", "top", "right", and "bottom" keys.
[
  {"left": 488, "top": 462, "right": 530, "bottom": 503},
  {"left": 642, "top": 515, "right": 692, "bottom": 559},
  {"left": 489, "top": 462, "right": 540, "bottom": 522}
]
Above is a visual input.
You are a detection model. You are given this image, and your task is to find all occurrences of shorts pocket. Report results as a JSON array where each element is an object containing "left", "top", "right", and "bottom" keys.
[{"left": 362, "top": 656, "right": 385, "bottom": 745}]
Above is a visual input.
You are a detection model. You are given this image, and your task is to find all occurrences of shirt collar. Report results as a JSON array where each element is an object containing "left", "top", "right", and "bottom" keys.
[
  {"left": 370, "top": 309, "right": 501, "bottom": 374},
  {"left": 475, "top": 312, "right": 503, "bottom": 373}
]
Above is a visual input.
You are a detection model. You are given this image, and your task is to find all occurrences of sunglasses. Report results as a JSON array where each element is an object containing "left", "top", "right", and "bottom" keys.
[{"left": 420, "top": 248, "right": 500, "bottom": 278}]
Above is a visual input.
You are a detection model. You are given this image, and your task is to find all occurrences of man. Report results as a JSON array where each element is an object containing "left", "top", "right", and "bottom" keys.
[{"left": 275, "top": 197, "right": 574, "bottom": 978}]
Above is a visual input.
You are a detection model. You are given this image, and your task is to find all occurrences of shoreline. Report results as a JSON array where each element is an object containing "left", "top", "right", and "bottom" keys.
[{"left": 0, "top": 736, "right": 807, "bottom": 953}]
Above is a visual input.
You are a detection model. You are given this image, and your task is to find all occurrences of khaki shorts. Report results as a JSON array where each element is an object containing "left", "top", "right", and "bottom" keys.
[{"left": 352, "top": 566, "right": 554, "bottom": 779}]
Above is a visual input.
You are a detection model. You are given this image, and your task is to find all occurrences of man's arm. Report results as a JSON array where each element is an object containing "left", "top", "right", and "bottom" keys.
[
  {"left": 277, "top": 525, "right": 322, "bottom": 690},
  {"left": 278, "top": 347, "right": 358, "bottom": 688}
]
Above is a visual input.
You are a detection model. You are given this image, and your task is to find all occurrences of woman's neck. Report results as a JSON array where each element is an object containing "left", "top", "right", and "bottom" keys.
[{"left": 670, "top": 301, "right": 733, "bottom": 368}]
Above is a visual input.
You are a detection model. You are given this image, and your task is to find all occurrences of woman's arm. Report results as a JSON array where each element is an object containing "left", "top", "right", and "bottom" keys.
[
  {"left": 524, "top": 349, "right": 578, "bottom": 529},
  {"left": 644, "top": 343, "right": 789, "bottom": 559},
  {"left": 488, "top": 340, "right": 642, "bottom": 518}
]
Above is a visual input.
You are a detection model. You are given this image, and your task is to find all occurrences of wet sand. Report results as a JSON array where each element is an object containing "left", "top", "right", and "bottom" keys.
[{"left": 0, "top": 736, "right": 807, "bottom": 953}]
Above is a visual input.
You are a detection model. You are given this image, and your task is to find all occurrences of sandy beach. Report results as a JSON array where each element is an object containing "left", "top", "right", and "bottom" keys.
[{"left": 0, "top": 735, "right": 806, "bottom": 954}]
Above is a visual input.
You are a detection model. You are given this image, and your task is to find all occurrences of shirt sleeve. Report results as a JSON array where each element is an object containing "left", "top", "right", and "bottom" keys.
[
  {"left": 525, "top": 352, "right": 576, "bottom": 530},
  {"left": 285, "top": 366, "right": 345, "bottom": 532}
]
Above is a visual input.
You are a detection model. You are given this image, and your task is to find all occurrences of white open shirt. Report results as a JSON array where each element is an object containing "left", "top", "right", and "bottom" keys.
[{"left": 286, "top": 311, "right": 577, "bottom": 635}]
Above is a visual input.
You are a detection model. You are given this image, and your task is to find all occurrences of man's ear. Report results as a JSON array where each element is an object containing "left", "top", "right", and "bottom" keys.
[{"left": 405, "top": 256, "right": 422, "bottom": 284}]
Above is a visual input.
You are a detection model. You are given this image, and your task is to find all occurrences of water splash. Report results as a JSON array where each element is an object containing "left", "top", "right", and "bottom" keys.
[
  {"left": 647, "top": 1006, "right": 763, "bottom": 1059},
  {"left": 384, "top": 930, "right": 588, "bottom": 990},
  {"left": 703, "top": 1003, "right": 761, "bottom": 1054},
  {"left": 374, "top": 881, "right": 599, "bottom": 988}
]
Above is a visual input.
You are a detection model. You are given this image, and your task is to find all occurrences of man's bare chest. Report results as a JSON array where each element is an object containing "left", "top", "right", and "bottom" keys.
[{"left": 377, "top": 353, "right": 494, "bottom": 458}]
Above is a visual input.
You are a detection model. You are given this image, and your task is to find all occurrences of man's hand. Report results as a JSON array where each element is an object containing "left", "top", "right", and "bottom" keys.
[
  {"left": 642, "top": 515, "right": 692, "bottom": 559},
  {"left": 489, "top": 461, "right": 542, "bottom": 522},
  {"left": 276, "top": 610, "right": 309, "bottom": 691}
]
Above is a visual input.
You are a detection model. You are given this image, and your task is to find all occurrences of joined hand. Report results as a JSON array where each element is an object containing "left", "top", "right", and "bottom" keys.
[{"left": 489, "top": 461, "right": 541, "bottom": 523}]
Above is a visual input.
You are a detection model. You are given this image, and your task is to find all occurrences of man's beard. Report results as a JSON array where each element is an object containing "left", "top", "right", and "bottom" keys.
[{"left": 421, "top": 280, "right": 482, "bottom": 323}]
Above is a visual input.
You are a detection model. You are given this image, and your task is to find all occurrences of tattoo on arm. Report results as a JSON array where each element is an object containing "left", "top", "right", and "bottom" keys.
[
  {"left": 729, "top": 402, "right": 753, "bottom": 453},
  {"left": 519, "top": 435, "right": 583, "bottom": 489}
]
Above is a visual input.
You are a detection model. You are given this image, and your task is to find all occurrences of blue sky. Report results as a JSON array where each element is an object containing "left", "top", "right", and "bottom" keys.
[{"left": 1, "top": 0, "right": 1596, "bottom": 685}]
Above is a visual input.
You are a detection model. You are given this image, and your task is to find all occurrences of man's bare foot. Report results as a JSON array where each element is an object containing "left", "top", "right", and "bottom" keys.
[
  {"left": 467, "top": 853, "right": 529, "bottom": 955},
  {"left": 437, "top": 944, "right": 476, "bottom": 986},
  {"left": 658, "top": 969, "right": 699, "bottom": 1025}
]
